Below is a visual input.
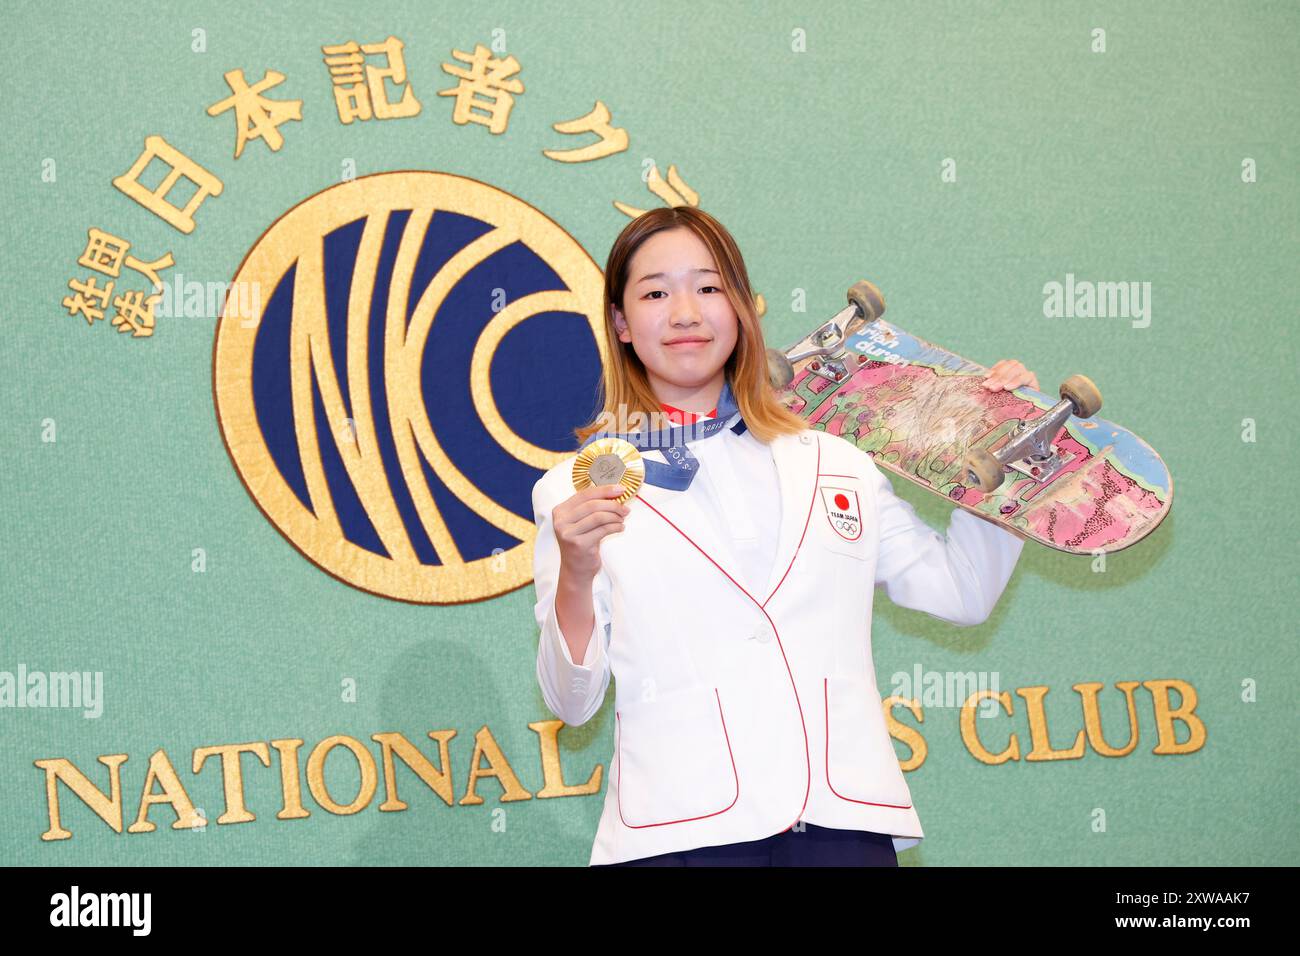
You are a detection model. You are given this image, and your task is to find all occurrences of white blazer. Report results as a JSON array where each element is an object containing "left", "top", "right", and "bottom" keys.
[{"left": 532, "top": 426, "right": 1024, "bottom": 865}]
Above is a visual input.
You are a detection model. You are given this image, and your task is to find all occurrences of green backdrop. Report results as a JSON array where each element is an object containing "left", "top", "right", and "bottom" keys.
[{"left": 2, "top": 0, "right": 1295, "bottom": 866}]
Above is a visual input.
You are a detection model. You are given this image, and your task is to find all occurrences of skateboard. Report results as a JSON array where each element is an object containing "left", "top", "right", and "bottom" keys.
[{"left": 766, "top": 281, "right": 1173, "bottom": 554}]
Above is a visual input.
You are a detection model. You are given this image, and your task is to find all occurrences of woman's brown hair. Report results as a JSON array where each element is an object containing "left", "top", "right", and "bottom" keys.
[{"left": 575, "top": 206, "right": 808, "bottom": 446}]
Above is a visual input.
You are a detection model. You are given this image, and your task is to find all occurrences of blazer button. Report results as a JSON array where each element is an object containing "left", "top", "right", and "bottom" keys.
[
  {"left": 799, "top": 433, "right": 812, "bottom": 445},
  {"left": 750, "top": 626, "right": 773, "bottom": 644}
]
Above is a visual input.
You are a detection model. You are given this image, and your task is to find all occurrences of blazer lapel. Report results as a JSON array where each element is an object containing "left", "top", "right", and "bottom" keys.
[
  {"left": 633, "top": 451, "right": 738, "bottom": 589},
  {"left": 632, "top": 430, "right": 821, "bottom": 608},
  {"left": 759, "top": 430, "right": 820, "bottom": 607}
]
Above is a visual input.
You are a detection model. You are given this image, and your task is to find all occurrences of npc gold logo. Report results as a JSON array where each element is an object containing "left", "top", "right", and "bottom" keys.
[{"left": 213, "top": 171, "right": 605, "bottom": 602}]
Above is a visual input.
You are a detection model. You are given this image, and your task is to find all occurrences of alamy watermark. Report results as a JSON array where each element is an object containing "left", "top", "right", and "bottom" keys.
[
  {"left": 49, "top": 886, "right": 150, "bottom": 935},
  {"left": 155, "top": 273, "right": 263, "bottom": 324},
  {"left": 1043, "top": 272, "right": 1151, "bottom": 328},
  {"left": 0, "top": 667, "right": 103, "bottom": 718},
  {"left": 889, "top": 664, "right": 1001, "bottom": 716}
]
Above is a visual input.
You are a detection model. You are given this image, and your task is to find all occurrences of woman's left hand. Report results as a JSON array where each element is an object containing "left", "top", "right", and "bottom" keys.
[{"left": 981, "top": 358, "right": 1039, "bottom": 392}]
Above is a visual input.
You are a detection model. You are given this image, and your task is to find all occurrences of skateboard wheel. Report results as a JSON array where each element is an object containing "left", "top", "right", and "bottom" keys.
[
  {"left": 1060, "top": 374, "right": 1102, "bottom": 418},
  {"left": 847, "top": 280, "right": 886, "bottom": 322},
  {"left": 964, "top": 447, "right": 1004, "bottom": 493},
  {"left": 766, "top": 348, "right": 795, "bottom": 389}
]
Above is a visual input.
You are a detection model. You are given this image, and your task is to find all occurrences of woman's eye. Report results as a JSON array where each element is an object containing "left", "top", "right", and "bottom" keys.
[{"left": 643, "top": 286, "right": 718, "bottom": 299}]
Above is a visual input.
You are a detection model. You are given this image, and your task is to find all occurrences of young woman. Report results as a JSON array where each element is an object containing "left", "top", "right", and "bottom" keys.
[{"left": 532, "top": 206, "right": 1037, "bottom": 867}]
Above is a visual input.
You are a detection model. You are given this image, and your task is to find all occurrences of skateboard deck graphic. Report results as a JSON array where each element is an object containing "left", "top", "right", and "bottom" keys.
[{"left": 772, "top": 292, "right": 1173, "bottom": 555}]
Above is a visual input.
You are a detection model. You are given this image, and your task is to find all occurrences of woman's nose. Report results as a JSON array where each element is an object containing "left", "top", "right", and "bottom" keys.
[{"left": 670, "top": 301, "right": 702, "bottom": 325}]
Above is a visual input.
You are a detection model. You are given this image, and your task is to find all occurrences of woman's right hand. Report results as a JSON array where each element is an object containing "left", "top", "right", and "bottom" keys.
[{"left": 552, "top": 484, "right": 631, "bottom": 580}]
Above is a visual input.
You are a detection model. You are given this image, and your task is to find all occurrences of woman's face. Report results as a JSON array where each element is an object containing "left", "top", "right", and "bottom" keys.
[{"left": 611, "top": 227, "right": 739, "bottom": 401}]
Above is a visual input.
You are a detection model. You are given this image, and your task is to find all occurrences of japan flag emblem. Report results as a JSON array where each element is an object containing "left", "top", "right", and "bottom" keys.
[{"left": 819, "top": 486, "right": 862, "bottom": 541}]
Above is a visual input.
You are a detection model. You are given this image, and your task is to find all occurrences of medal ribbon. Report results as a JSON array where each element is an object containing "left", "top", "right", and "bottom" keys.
[{"left": 578, "top": 380, "right": 748, "bottom": 491}]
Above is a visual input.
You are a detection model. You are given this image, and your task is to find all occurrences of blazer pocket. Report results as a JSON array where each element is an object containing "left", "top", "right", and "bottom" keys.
[
  {"left": 615, "top": 685, "right": 740, "bottom": 828},
  {"left": 823, "top": 676, "right": 913, "bottom": 809}
]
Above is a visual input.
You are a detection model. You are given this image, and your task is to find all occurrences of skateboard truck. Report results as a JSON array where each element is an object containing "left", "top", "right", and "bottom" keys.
[
  {"left": 785, "top": 304, "right": 861, "bottom": 385},
  {"left": 766, "top": 281, "right": 886, "bottom": 389},
  {"left": 962, "top": 375, "right": 1103, "bottom": 493}
]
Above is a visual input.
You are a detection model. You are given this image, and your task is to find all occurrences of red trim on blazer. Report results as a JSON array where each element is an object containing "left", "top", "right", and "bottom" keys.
[
  {"left": 632, "top": 436, "right": 822, "bottom": 834},
  {"left": 614, "top": 688, "right": 740, "bottom": 828},
  {"left": 823, "top": 677, "right": 914, "bottom": 810}
]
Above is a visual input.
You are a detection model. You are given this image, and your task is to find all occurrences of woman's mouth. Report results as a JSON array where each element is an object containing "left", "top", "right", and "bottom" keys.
[{"left": 665, "top": 338, "right": 711, "bottom": 349}]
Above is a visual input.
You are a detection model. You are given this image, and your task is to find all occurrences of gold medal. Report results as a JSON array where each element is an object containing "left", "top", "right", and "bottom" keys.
[{"left": 572, "top": 437, "right": 645, "bottom": 503}]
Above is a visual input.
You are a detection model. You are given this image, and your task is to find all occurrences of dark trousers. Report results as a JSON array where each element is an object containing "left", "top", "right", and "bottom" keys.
[{"left": 592, "top": 824, "right": 898, "bottom": 867}]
